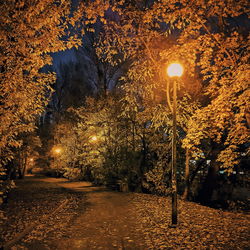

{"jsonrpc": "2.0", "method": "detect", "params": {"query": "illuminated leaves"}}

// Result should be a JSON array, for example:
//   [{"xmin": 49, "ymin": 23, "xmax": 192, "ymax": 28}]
[
  {"xmin": 0, "ymin": 0, "xmax": 70, "ymax": 167},
  {"xmin": 101, "ymin": 0, "xmax": 248, "ymax": 172},
  {"xmin": 0, "ymin": 0, "xmax": 110, "ymax": 168}
]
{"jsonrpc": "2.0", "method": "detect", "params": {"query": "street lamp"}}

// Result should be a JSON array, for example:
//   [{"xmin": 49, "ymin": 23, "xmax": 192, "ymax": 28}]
[
  {"xmin": 52, "ymin": 146, "xmax": 62, "ymax": 176},
  {"xmin": 167, "ymin": 62, "xmax": 183, "ymax": 227},
  {"xmin": 167, "ymin": 63, "xmax": 183, "ymax": 77},
  {"xmin": 54, "ymin": 147, "xmax": 62, "ymax": 154},
  {"xmin": 90, "ymin": 135, "xmax": 98, "ymax": 142}
]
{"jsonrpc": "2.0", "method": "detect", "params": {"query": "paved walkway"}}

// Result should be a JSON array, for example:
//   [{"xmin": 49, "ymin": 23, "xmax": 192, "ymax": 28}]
[
  {"xmin": 44, "ymin": 178, "xmax": 146, "ymax": 249},
  {"xmin": 3, "ymin": 177, "xmax": 147, "ymax": 249},
  {"xmin": 3, "ymin": 176, "xmax": 250, "ymax": 249}
]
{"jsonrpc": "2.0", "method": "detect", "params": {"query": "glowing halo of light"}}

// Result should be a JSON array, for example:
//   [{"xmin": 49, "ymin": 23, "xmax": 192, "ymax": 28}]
[
  {"xmin": 167, "ymin": 63, "xmax": 184, "ymax": 77},
  {"xmin": 54, "ymin": 148, "xmax": 62, "ymax": 154},
  {"xmin": 90, "ymin": 135, "xmax": 98, "ymax": 142},
  {"xmin": 52, "ymin": 146, "xmax": 62, "ymax": 155}
]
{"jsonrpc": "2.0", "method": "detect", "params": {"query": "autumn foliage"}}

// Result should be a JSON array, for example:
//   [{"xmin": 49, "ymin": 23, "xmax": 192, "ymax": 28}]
[{"xmin": 1, "ymin": 0, "xmax": 249, "ymax": 215}]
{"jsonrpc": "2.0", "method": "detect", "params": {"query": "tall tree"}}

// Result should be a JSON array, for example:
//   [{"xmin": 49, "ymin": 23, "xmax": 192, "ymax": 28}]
[
  {"xmin": 96, "ymin": 0, "xmax": 249, "ymax": 201},
  {"xmin": 0, "ymin": 0, "xmax": 112, "ymax": 223}
]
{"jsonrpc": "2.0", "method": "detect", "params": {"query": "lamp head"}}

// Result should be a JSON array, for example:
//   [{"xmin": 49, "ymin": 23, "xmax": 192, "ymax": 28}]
[
  {"xmin": 54, "ymin": 148, "xmax": 62, "ymax": 154},
  {"xmin": 53, "ymin": 146, "xmax": 62, "ymax": 154},
  {"xmin": 167, "ymin": 63, "xmax": 183, "ymax": 77},
  {"xmin": 90, "ymin": 136, "xmax": 97, "ymax": 142}
]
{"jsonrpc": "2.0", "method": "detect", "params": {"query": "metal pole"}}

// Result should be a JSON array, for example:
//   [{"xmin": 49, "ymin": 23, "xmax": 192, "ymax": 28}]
[{"xmin": 171, "ymin": 79, "xmax": 177, "ymax": 226}]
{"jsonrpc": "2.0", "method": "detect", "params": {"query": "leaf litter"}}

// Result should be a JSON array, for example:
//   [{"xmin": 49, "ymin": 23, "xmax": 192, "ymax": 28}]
[
  {"xmin": 1, "ymin": 177, "xmax": 249, "ymax": 249},
  {"xmin": 132, "ymin": 193, "xmax": 250, "ymax": 249}
]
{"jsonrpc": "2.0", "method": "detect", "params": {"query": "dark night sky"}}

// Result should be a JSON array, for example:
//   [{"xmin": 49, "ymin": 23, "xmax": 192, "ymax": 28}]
[{"xmin": 52, "ymin": 48, "xmax": 77, "ymax": 75}]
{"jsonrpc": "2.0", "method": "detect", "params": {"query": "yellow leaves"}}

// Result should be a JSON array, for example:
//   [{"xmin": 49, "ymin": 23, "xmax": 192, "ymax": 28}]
[
  {"xmin": 0, "ymin": 0, "xmax": 83, "ymax": 166},
  {"xmin": 86, "ymin": 27, "xmax": 95, "ymax": 33},
  {"xmin": 7, "ymin": 139, "xmax": 22, "ymax": 148},
  {"xmin": 217, "ymin": 146, "xmax": 240, "ymax": 171}
]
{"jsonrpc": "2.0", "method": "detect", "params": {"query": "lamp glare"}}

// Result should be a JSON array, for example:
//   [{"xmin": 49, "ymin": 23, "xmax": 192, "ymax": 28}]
[{"xmin": 167, "ymin": 63, "xmax": 183, "ymax": 77}]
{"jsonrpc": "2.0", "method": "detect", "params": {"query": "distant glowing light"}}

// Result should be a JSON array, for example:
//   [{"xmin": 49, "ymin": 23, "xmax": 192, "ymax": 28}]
[
  {"xmin": 55, "ymin": 148, "xmax": 61, "ymax": 153},
  {"xmin": 90, "ymin": 136, "xmax": 98, "ymax": 142},
  {"xmin": 53, "ymin": 146, "xmax": 62, "ymax": 154},
  {"xmin": 167, "ymin": 63, "xmax": 183, "ymax": 77}
]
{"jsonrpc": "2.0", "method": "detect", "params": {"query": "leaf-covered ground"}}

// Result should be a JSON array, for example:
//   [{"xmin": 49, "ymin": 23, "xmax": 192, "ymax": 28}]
[
  {"xmin": 132, "ymin": 193, "xmax": 250, "ymax": 249},
  {"xmin": 0, "ymin": 176, "xmax": 85, "ymax": 249},
  {"xmin": 1, "ymin": 176, "xmax": 249, "ymax": 249}
]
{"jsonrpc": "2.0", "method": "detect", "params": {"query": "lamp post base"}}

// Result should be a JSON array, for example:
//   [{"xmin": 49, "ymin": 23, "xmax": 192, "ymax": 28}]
[{"xmin": 169, "ymin": 223, "xmax": 178, "ymax": 228}]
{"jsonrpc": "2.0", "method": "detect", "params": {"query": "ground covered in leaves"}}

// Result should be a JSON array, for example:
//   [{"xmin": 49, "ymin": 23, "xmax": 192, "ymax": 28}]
[
  {"xmin": 1, "ymin": 176, "xmax": 249, "ymax": 249},
  {"xmin": 0, "ymin": 176, "xmax": 85, "ymax": 249},
  {"xmin": 133, "ymin": 193, "xmax": 250, "ymax": 249}
]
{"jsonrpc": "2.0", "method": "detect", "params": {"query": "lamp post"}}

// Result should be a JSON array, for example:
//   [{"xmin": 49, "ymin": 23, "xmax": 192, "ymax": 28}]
[
  {"xmin": 167, "ymin": 63, "xmax": 183, "ymax": 226},
  {"xmin": 52, "ymin": 146, "xmax": 62, "ymax": 176}
]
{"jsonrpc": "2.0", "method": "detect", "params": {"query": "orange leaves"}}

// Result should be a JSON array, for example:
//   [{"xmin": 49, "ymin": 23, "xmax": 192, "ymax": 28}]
[
  {"xmin": 0, "ymin": 0, "xmax": 90, "ymax": 166},
  {"xmin": 134, "ymin": 192, "xmax": 250, "ymax": 249}
]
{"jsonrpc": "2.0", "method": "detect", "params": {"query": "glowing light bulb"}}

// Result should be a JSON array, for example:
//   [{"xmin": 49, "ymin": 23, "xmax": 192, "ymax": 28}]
[
  {"xmin": 167, "ymin": 63, "xmax": 183, "ymax": 77},
  {"xmin": 54, "ymin": 148, "xmax": 61, "ymax": 154},
  {"xmin": 91, "ymin": 136, "xmax": 97, "ymax": 142}
]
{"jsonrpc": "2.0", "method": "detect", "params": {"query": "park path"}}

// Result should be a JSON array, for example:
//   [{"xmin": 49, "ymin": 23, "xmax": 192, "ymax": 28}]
[
  {"xmin": 2, "ymin": 176, "xmax": 250, "ymax": 249},
  {"xmin": 2, "ymin": 176, "xmax": 147, "ymax": 249},
  {"xmin": 46, "ymin": 178, "xmax": 146, "ymax": 249}
]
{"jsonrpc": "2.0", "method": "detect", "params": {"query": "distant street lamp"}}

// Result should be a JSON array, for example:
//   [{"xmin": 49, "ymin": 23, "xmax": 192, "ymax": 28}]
[
  {"xmin": 53, "ymin": 147, "xmax": 62, "ymax": 154},
  {"xmin": 167, "ymin": 62, "xmax": 183, "ymax": 226},
  {"xmin": 90, "ymin": 135, "xmax": 98, "ymax": 142},
  {"xmin": 54, "ymin": 147, "xmax": 62, "ymax": 154},
  {"xmin": 52, "ymin": 146, "xmax": 62, "ymax": 176}
]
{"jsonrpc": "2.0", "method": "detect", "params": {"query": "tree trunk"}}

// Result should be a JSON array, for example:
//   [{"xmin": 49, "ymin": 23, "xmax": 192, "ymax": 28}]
[
  {"xmin": 17, "ymin": 151, "xmax": 24, "ymax": 179},
  {"xmin": 137, "ymin": 133, "xmax": 147, "ymax": 192},
  {"xmin": 198, "ymin": 150, "xmax": 220, "ymax": 204},
  {"xmin": 22, "ymin": 158, "xmax": 27, "ymax": 178},
  {"xmin": 182, "ymin": 148, "xmax": 190, "ymax": 200}
]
